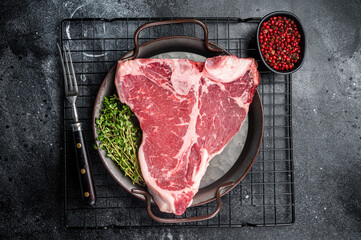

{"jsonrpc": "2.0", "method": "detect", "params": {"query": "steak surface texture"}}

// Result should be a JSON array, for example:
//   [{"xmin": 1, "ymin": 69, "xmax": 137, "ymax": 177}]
[{"xmin": 115, "ymin": 55, "xmax": 260, "ymax": 215}]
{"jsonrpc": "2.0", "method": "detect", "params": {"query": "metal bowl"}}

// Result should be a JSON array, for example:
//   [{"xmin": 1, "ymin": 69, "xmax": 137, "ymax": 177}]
[
  {"xmin": 92, "ymin": 19, "xmax": 264, "ymax": 223},
  {"xmin": 256, "ymin": 11, "xmax": 306, "ymax": 74}
]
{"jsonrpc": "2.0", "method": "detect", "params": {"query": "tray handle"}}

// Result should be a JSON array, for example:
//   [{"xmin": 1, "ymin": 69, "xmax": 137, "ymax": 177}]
[
  {"xmin": 131, "ymin": 181, "xmax": 234, "ymax": 223},
  {"xmin": 123, "ymin": 18, "xmax": 223, "ymax": 60}
]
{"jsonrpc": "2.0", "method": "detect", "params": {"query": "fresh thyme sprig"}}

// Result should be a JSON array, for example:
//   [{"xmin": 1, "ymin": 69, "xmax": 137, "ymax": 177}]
[{"xmin": 95, "ymin": 94, "xmax": 145, "ymax": 186}]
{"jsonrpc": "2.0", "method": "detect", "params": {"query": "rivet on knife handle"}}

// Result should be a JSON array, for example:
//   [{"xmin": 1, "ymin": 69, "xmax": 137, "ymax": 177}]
[{"xmin": 72, "ymin": 122, "xmax": 96, "ymax": 205}]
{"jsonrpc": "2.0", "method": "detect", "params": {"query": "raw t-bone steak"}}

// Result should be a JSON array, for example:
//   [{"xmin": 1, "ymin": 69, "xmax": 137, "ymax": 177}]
[{"xmin": 115, "ymin": 55, "xmax": 260, "ymax": 215}]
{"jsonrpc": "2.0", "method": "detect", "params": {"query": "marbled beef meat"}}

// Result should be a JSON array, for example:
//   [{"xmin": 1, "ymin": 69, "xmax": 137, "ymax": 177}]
[{"xmin": 115, "ymin": 55, "xmax": 260, "ymax": 215}]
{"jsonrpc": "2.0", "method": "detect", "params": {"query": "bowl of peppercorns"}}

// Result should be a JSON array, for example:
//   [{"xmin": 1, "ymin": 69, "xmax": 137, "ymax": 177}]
[{"xmin": 257, "ymin": 11, "xmax": 305, "ymax": 74}]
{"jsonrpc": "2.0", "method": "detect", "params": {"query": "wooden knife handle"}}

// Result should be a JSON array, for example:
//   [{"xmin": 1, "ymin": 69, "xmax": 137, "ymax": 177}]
[{"xmin": 72, "ymin": 123, "xmax": 96, "ymax": 205}]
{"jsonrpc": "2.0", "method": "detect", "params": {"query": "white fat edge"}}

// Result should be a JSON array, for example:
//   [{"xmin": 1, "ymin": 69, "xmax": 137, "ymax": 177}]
[
  {"xmin": 203, "ymin": 57, "xmax": 252, "ymax": 83},
  {"xmin": 159, "ymin": 149, "xmax": 210, "ymax": 211},
  {"xmin": 116, "ymin": 79, "xmax": 134, "ymax": 108},
  {"xmin": 118, "ymin": 59, "xmax": 141, "ymax": 76},
  {"xmin": 116, "ymin": 60, "xmax": 141, "ymax": 105},
  {"xmin": 140, "ymin": 146, "xmax": 198, "ymax": 214},
  {"xmin": 138, "ymin": 140, "xmax": 176, "ymax": 214},
  {"xmin": 251, "ymin": 61, "xmax": 261, "ymax": 86},
  {"xmin": 117, "ymin": 59, "xmax": 161, "ymax": 105},
  {"xmin": 138, "ymin": 134, "xmax": 192, "ymax": 213}
]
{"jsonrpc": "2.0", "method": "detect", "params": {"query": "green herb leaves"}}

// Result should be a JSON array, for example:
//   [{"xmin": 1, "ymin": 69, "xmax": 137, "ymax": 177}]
[{"xmin": 95, "ymin": 95, "xmax": 145, "ymax": 186}]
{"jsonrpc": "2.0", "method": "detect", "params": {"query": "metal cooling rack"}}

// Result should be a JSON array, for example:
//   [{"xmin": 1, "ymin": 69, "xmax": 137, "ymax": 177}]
[{"xmin": 61, "ymin": 17, "xmax": 295, "ymax": 229}]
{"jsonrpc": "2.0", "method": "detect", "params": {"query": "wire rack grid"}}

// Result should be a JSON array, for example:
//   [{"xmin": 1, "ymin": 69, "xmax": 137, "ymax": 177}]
[{"xmin": 61, "ymin": 17, "xmax": 295, "ymax": 229}]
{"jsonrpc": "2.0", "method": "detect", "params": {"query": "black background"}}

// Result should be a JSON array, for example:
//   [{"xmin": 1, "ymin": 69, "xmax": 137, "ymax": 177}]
[{"xmin": 0, "ymin": 0, "xmax": 360, "ymax": 239}]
